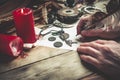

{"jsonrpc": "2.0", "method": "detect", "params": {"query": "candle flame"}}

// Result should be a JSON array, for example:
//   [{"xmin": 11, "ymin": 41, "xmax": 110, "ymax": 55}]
[{"xmin": 21, "ymin": 9, "xmax": 24, "ymax": 13}]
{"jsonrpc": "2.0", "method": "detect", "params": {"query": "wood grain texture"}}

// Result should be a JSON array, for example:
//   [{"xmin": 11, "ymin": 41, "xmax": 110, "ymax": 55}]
[
  {"xmin": 0, "ymin": 46, "xmax": 70, "ymax": 74},
  {"xmin": 80, "ymin": 73, "xmax": 107, "ymax": 80},
  {"xmin": 0, "ymin": 51, "xmax": 92, "ymax": 80}
]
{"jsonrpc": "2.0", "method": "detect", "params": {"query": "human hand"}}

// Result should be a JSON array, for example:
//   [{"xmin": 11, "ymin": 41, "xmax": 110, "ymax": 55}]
[
  {"xmin": 80, "ymin": 26, "xmax": 120, "ymax": 39},
  {"xmin": 77, "ymin": 40, "xmax": 120, "ymax": 79},
  {"xmin": 77, "ymin": 14, "xmax": 92, "ymax": 35},
  {"xmin": 77, "ymin": 12, "xmax": 120, "ymax": 39}
]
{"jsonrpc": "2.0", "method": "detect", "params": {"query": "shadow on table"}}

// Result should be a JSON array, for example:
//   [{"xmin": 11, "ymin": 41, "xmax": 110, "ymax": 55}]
[{"xmin": 0, "ymin": 53, "xmax": 17, "ymax": 63}]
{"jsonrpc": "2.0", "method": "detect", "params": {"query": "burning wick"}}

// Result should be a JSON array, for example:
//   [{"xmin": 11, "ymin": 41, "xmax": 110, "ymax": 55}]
[{"xmin": 21, "ymin": 9, "xmax": 24, "ymax": 14}]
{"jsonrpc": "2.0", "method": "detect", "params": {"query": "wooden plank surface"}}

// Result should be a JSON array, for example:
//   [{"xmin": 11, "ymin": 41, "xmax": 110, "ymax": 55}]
[
  {"xmin": 0, "ymin": 50, "xmax": 92, "ymax": 80},
  {"xmin": 0, "ymin": 1, "xmax": 110, "ymax": 80},
  {"xmin": 0, "ymin": 46, "xmax": 70, "ymax": 74},
  {"xmin": 80, "ymin": 73, "xmax": 107, "ymax": 80}
]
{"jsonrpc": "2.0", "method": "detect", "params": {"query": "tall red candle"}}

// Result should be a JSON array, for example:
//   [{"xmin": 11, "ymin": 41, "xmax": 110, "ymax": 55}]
[
  {"xmin": 13, "ymin": 8, "xmax": 36, "ymax": 43},
  {"xmin": 0, "ymin": 34, "xmax": 23, "ymax": 57}
]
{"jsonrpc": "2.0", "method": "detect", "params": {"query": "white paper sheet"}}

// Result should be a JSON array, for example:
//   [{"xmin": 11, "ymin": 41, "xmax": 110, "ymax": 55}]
[{"xmin": 34, "ymin": 23, "xmax": 81, "ymax": 51}]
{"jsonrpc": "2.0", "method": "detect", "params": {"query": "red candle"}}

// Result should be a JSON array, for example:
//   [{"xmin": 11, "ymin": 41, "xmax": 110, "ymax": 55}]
[
  {"xmin": 13, "ymin": 8, "xmax": 36, "ymax": 43},
  {"xmin": 0, "ymin": 34, "xmax": 23, "ymax": 57}
]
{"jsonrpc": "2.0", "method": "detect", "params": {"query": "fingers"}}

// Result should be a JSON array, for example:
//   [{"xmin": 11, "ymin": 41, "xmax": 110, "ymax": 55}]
[
  {"xmin": 77, "ymin": 19, "xmax": 87, "ymax": 35},
  {"xmin": 94, "ymin": 40, "xmax": 117, "ymax": 45},
  {"xmin": 80, "ymin": 27, "xmax": 120, "ymax": 39},
  {"xmin": 94, "ymin": 40, "xmax": 109, "ymax": 44},
  {"xmin": 77, "ymin": 15, "xmax": 91, "ymax": 35},
  {"xmin": 78, "ymin": 42, "xmax": 102, "ymax": 69},
  {"xmin": 80, "ymin": 55, "xmax": 100, "ymax": 67},
  {"xmin": 77, "ymin": 42, "xmax": 102, "ymax": 57},
  {"xmin": 81, "ymin": 28, "xmax": 104, "ymax": 37},
  {"xmin": 80, "ymin": 41, "xmax": 103, "ymax": 50}
]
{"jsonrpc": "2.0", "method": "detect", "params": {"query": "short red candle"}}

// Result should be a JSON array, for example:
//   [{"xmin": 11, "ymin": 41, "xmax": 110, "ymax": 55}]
[
  {"xmin": 13, "ymin": 8, "xmax": 36, "ymax": 43},
  {"xmin": 0, "ymin": 34, "xmax": 23, "ymax": 57}
]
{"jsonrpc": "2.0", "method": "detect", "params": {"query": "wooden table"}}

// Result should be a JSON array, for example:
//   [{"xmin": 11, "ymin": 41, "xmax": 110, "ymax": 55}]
[
  {"xmin": 0, "ymin": 1, "xmax": 110, "ymax": 80},
  {"xmin": 0, "ymin": 45, "xmax": 108, "ymax": 80}
]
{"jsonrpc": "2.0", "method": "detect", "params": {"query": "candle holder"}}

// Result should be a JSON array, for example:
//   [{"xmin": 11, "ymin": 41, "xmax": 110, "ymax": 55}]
[
  {"xmin": 13, "ymin": 8, "xmax": 37, "ymax": 43},
  {"xmin": 0, "ymin": 34, "xmax": 23, "ymax": 57}
]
